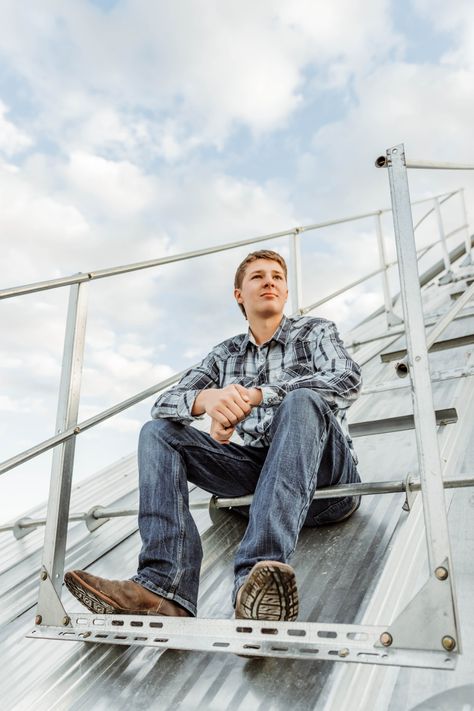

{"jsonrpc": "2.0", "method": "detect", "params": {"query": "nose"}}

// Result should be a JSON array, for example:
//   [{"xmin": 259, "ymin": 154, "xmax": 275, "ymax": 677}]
[{"xmin": 263, "ymin": 274, "xmax": 276, "ymax": 287}]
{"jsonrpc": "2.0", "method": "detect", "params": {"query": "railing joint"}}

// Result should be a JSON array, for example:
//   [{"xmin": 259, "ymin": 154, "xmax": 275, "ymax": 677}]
[
  {"xmin": 13, "ymin": 517, "xmax": 38, "ymax": 540},
  {"xmin": 402, "ymin": 473, "xmax": 417, "ymax": 512},
  {"xmin": 85, "ymin": 506, "xmax": 110, "ymax": 532}
]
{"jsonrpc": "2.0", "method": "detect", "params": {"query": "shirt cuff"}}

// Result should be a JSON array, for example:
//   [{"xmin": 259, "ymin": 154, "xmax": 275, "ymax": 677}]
[
  {"xmin": 178, "ymin": 389, "xmax": 204, "ymax": 421},
  {"xmin": 259, "ymin": 385, "xmax": 284, "ymax": 407}
]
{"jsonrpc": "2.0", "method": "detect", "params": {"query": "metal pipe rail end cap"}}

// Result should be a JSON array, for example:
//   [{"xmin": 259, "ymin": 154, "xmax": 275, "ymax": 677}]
[
  {"xmin": 395, "ymin": 358, "xmax": 409, "ymax": 378},
  {"xmin": 375, "ymin": 155, "xmax": 388, "ymax": 168}
]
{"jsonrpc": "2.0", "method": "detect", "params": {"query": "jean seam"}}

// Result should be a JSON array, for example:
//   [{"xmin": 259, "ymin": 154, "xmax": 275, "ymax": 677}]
[
  {"xmin": 168, "ymin": 453, "xmax": 185, "ymax": 594},
  {"xmin": 132, "ymin": 575, "xmax": 197, "ymax": 616},
  {"xmin": 290, "ymin": 418, "xmax": 328, "ymax": 556}
]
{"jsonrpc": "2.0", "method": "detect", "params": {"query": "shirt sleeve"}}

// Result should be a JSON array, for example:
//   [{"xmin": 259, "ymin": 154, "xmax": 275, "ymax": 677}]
[
  {"xmin": 258, "ymin": 321, "xmax": 361, "ymax": 410},
  {"xmin": 151, "ymin": 350, "xmax": 220, "ymax": 423}
]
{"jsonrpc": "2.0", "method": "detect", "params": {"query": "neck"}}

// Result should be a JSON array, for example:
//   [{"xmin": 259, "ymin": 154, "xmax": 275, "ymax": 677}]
[{"xmin": 248, "ymin": 313, "xmax": 284, "ymax": 345}]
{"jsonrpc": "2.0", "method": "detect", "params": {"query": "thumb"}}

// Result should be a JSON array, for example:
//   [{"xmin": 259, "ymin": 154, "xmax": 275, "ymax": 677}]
[{"xmin": 234, "ymin": 383, "xmax": 250, "ymax": 401}]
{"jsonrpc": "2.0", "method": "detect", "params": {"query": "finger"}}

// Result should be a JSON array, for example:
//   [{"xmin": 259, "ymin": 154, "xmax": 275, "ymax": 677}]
[
  {"xmin": 215, "ymin": 403, "xmax": 244, "ymax": 425},
  {"xmin": 210, "ymin": 409, "xmax": 233, "ymax": 428},
  {"xmin": 223, "ymin": 401, "xmax": 247, "ymax": 422},
  {"xmin": 230, "ymin": 386, "xmax": 252, "ymax": 413},
  {"xmin": 211, "ymin": 426, "xmax": 234, "ymax": 444},
  {"xmin": 210, "ymin": 417, "xmax": 232, "ymax": 435},
  {"xmin": 233, "ymin": 384, "xmax": 251, "ymax": 402}
]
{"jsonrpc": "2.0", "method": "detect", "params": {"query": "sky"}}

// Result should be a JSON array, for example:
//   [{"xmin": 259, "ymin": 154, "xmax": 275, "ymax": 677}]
[{"xmin": 1, "ymin": 0, "xmax": 474, "ymax": 524}]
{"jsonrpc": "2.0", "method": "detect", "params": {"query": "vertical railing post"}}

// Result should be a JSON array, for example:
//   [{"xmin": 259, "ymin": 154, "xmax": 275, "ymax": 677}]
[
  {"xmin": 36, "ymin": 279, "xmax": 88, "ymax": 626},
  {"xmin": 434, "ymin": 197, "xmax": 454, "ymax": 283},
  {"xmin": 374, "ymin": 212, "xmax": 402, "ymax": 328},
  {"xmin": 289, "ymin": 228, "xmax": 303, "ymax": 314},
  {"xmin": 460, "ymin": 188, "xmax": 472, "ymax": 265},
  {"xmin": 385, "ymin": 144, "xmax": 460, "ymax": 645}
]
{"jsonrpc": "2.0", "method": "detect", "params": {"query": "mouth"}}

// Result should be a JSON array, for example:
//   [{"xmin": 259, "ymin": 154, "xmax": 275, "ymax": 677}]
[{"xmin": 261, "ymin": 292, "xmax": 277, "ymax": 298}]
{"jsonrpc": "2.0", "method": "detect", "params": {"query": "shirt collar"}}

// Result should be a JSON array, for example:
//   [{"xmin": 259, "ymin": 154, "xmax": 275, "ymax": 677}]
[{"xmin": 239, "ymin": 315, "xmax": 291, "ymax": 353}]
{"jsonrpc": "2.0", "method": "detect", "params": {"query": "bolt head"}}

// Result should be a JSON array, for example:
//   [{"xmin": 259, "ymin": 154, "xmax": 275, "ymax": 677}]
[
  {"xmin": 338, "ymin": 648, "xmax": 349, "ymax": 658},
  {"xmin": 35, "ymin": 615, "xmax": 42, "ymax": 625},
  {"xmin": 63, "ymin": 615, "xmax": 71, "ymax": 626},
  {"xmin": 380, "ymin": 632, "xmax": 393, "ymax": 647},
  {"xmin": 435, "ymin": 566, "xmax": 448, "ymax": 581},
  {"xmin": 442, "ymin": 636, "xmax": 456, "ymax": 652},
  {"xmin": 40, "ymin": 571, "xmax": 47, "ymax": 581}
]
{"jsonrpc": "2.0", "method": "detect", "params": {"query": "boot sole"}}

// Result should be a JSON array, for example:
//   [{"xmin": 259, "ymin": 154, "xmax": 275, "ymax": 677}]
[
  {"xmin": 235, "ymin": 561, "xmax": 298, "ymax": 622},
  {"xmin": 64, "ymin": 571, "xmax": 120, "ymax": 614}
]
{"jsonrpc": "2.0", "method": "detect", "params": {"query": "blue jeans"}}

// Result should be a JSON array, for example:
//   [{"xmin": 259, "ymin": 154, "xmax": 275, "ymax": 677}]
[{"xmin": 132, "ymin": 389, "xmax": 360, "ymax": 616}]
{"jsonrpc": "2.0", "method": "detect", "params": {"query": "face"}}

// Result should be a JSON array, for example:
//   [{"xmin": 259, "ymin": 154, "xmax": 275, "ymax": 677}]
[{"xmin": 234, "ymin": 259, "xmax": 288, "ymax": 319}]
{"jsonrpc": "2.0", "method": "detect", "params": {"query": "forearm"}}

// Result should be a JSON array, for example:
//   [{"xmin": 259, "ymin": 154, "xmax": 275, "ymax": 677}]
[
  {"xmin": 191, "ymin": 389, "xmax": 210, "ymax": 416},
  {"xmin": 259, "ymin": 369, "xmax": 361, "ymax": 409},
  {"xmin": 152, "ymin": 387, "xmax": 202, "ymax": 422}
]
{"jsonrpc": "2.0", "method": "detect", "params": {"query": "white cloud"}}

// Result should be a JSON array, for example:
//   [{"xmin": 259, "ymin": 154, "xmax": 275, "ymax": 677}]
[
  {"xmin": 0, "ymin": 157, "xmax": 92, "ymax": 282},
  {"xmin": 0, "ymin": 101, "xmax": 33, "ymax": 156},
  {"xmin": 2, "ymin": 0, "xmax": 474, "ymax": 522},
  {"xmin": 303, "ymin": 60, "xmax": 474, "ymax": 229},
  {"xmin": 415, "ymin": 0, "xmax": 474, "ymax": 68},
  {"xmin": 0, "ymin": 1, "xmax": 399, "ymax": 149},
  {"xmin": 65, "ymin": 152, "xmax": 156, "ymax": 216}
]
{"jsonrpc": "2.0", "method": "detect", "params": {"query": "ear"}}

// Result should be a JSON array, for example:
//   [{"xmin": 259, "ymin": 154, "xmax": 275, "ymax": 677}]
[{"xmin": 234, "ymin": 288, "xmax": 243, "ymax": 304}]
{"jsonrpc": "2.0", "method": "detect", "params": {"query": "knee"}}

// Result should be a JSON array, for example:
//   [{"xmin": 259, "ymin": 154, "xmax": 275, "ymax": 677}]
[
  {"xmin": 139, "ymin": 418, "xmax": 181, "ymax": 447},
  {"xmin": 282, "ymin": 388, "xmax": 328, "ymax": 415}
]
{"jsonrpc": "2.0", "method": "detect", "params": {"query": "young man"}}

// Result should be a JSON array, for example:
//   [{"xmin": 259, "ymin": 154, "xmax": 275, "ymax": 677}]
[{"xmin": 65, "ymin": 250, "xmax": 362, "ymax": 621}]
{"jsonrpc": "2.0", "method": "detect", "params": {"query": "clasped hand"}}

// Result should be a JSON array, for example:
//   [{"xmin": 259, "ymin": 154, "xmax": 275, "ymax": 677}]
[{"xmin": 193, "ymin": 384, "xmax": 261, "ymax": 445}]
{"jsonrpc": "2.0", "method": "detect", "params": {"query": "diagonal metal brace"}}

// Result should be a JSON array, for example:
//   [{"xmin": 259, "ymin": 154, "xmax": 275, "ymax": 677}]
[
  {"xmin": 376, "ymin": 561, "xmax": 459, "ymax": 654},
  {"xmin": 36, "ymin": 567, "xmax": 71, "ymax": 628}
]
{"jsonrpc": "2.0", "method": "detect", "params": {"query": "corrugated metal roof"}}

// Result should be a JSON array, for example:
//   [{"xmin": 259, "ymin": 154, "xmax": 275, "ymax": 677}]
[{"xmin": 1, "ymin": 253, "xmax": 474, "ymax": 711}]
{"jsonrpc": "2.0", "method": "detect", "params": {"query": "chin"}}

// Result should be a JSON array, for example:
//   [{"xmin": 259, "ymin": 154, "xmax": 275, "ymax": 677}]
[{"xmin": 256, "ymin": 306, "xmax": 284, "ymax": 318}]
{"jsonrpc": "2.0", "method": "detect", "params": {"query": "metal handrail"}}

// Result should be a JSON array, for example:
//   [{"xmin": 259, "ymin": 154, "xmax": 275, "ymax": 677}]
[
  {"xmin": 300, "ymin": 224, "xmax": 464, "ymax": 317},
  {"xmin": 0, "ymin": 215, "xmax": 470, "ymax": 479},
  {"xmin": 0, "ymin": 226, "xmax": 467, "ymax": 479},
  {"xmin": 376, "ymin": 156, "xmax": 474, "ymax": 171},
  {"xmin": 0, "ymin": 184, "xmax": 470, "ymax": 546},
  {"xmin": 2, "ymin": 472, "xmax": 473, "ymax": 536},
  {"xmin": 413, "ymin": 191, "xmax": 457, "ymax": 231},
  {"xmin": 395, "ymin": 280, "xmax": 474, "ymax": 376},
  {"xmin": 0, "ymin": 370, "xmax": 188, "ymax": 476},
  {"xmin": 348, "ymin": 307, "xmax": 474, "ymax": 350},
  {"xmin": 0, "ymin": 190, "xmax": 456, "ymax": 301}
]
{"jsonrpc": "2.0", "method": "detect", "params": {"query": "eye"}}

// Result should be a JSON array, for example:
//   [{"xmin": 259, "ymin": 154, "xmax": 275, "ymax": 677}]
[{"xmin": 274, "ymin": 274, "xmax": 282, "ymax": 279}]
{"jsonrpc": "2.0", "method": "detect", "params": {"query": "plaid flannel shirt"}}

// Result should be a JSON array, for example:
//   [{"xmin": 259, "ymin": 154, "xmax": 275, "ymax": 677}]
[{"xmin": 151, "ymin": 315, "xmax": 361, "ymax": 452}]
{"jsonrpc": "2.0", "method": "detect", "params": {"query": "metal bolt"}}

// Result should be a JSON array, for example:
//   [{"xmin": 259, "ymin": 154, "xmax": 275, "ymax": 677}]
[
  {"xmin": 338, "ymin": 648, "xmax": 349, "ymax": 658},
  {"xmin": 35, "ymin": 615, "xmax": 42, "ymax": 625},
  {"xmin": 380, "ymin": 632, "xmax": 393, "ymax": 647},
  {"xmin": 63, "ymin": 616, "xmax": 71, "ymax": 626},
  {"xmin": 81, "ymin": 631, "xmax": 91, "ymax": 639},
  {"xmin": 435, "ymin": 566, "xmax": 448, "ymax": 581},
  {"xmin": 40, "ymin": 571, "xmax": 47, "ymax": 581},
  {"xmin": 74, "ymin": 426, "xmax": 80, "ymax": 434},
  {"xmin": 415, "ymin": 356, "xmax": 421, "ymax": 362},
  {"xmin": 442, "ymin": 636, "xmax": 456, "ymax": 652}
]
